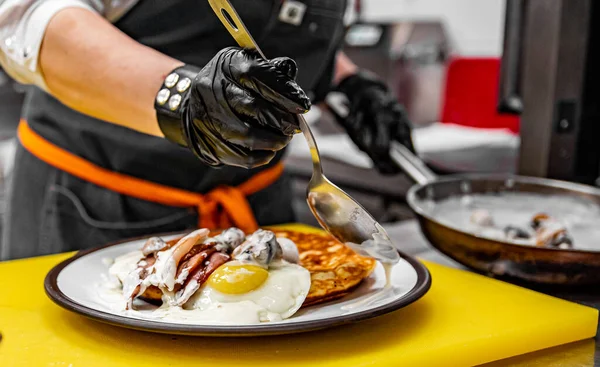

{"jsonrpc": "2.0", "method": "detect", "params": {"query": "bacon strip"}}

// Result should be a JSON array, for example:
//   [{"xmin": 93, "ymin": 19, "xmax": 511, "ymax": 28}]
[
  {"xmin": 174, "ymin": 252, "xmax": 230, "ymax": 306},
  {"xmin": 124, "ymin": 255, "xmax": 157, "ymax": 309},
  {"xmin": 174, "ymin": 247, "xmax": 217, "ymax": 289},
  {"xmin": 126, "ymin": 229, "xmax": 234, "ymax": 308}
]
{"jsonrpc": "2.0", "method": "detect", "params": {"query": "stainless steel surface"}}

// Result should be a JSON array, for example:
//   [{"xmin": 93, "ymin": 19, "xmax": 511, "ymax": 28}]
[
  {"xmin": 516, "ymin": 0, "xmax": 591, "ymax": 181},
  {"xmin": 208, "ymin": 0, "xmax": 399, "ymax": 263}
]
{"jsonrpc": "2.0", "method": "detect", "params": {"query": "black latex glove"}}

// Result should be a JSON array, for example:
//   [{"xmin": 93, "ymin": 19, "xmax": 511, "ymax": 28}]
[
  {"xmin": 155, "ymin": 47, "xmax": 311, "ymax": 168},
  {"xmin": 334, "ymin": 71, "xmax": 415, "ymax": 174}
]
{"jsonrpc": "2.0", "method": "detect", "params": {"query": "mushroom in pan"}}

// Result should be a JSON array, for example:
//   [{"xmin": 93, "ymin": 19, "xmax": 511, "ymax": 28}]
[
  {"xmin": 503, "ymin": 225, "xmax": 532, "ymax": 240},
  {"xmin": 531, "ymin": 213, "xmax": 573, "ymax": 249},
  {"xmin": 470, "ymin": 209, "xmax": 494, "ymax": 227}
]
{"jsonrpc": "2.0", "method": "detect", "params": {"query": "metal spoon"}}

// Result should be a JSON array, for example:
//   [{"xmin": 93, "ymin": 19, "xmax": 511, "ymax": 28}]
[{"xmin": 208, "ymin": 0, "xmax": 399, "ymax": 264}]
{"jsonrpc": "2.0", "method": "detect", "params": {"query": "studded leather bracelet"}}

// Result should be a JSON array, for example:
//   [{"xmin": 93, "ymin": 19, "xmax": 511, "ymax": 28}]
[{"xmin": 154, "ymin": 65, "xmax": 201, "ymax": 147}]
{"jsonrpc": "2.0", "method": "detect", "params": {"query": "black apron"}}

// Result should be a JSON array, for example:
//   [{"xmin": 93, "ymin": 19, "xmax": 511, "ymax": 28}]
[{"xmin": 1, "ymin": 0, "xmax": 347, "ymax": 260}]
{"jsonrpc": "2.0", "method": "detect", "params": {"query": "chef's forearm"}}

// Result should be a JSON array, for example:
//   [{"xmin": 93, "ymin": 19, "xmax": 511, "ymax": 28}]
[{"xmin": 40, "ymin": 7, "xmax": 183, "ymax": 137}]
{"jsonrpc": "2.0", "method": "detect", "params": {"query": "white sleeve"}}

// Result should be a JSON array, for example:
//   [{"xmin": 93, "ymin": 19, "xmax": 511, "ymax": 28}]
[{"xmin": 0, "ymin": 0, "xmax": 105, "ymax": 91}]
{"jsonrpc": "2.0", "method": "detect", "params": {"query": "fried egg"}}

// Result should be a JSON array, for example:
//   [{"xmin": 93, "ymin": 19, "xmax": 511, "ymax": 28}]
[{"xmin": 185, "ymin": 260, "xmax": 311, "ymax": 322}]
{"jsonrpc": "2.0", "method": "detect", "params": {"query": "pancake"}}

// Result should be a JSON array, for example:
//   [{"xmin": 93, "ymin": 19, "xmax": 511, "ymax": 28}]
[{"xmin": 270, "ymin": 229, "xmax": 377, "ymax": 307}]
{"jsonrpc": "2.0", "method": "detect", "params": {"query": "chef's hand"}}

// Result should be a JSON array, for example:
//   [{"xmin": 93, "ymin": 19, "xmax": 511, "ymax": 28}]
[
  {"xmin": 155, "ymin": 47, "xmax": 310, "ymax": 168},
  {"xmin": 334, "ymin": 71, "xmax": 415, "ymax": 175}
]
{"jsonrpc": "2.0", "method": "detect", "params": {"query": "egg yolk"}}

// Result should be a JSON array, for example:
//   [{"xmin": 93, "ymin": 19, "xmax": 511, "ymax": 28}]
[{"xmin": 207, "ymin": 264, "xmax": 269, "ymax": 294}]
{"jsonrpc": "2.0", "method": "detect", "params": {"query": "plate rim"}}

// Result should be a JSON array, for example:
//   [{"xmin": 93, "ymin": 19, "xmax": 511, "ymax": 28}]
[{"xmin": 44, "ymin": 231, "xmax": 432, "ymax": 336}]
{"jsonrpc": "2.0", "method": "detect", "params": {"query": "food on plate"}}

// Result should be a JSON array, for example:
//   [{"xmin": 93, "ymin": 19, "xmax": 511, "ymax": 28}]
[
  {"xmin": 107, "ymin": 227, "xmax": 376, "ymax": 323},
  {"xmin": 468, "ymin": 210, "xmax": 574, "ymax": 249},
  {"xmin": 273, "ymin": 229, "xmax": 378, "ymax": 307}
]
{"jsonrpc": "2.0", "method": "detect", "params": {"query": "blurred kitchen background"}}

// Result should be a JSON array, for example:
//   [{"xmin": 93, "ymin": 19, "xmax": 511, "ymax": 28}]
[
  {"xmin": 1, "ymin": 0, "xmax": 594, "ymax": 239},
  {"xmin": 289, "ymin": 0, "xmax": 518, "ymax": 226}
]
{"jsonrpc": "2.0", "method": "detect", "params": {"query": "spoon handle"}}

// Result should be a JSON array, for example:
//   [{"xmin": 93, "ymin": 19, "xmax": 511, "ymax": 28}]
[
  {"xmin": 207, "ymin": 0, "xmax": 265, "ymax": 57},
  {"xmin": 207, "ymin": 0, "xmax": 324, "ymax": 175}
]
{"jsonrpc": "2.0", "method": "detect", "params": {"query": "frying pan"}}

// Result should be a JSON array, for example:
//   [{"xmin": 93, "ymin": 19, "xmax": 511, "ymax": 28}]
[{"xmin": 389, "ymin": 141, "xmax": 600, "ymax": 285}]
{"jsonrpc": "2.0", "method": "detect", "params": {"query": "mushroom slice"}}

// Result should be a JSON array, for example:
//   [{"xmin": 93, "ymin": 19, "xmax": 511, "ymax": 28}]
[{"xmin": 232, "ymin": 229, "xmax": 282, "ymax": 266}]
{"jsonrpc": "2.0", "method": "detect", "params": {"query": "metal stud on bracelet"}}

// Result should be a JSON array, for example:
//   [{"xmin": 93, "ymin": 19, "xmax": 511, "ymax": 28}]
[
  {"xmin": 165, "ymin": 73, "xmax": 179, "ymax": 88},
  {"xmin": 176, "ymin": 78, "xmax": 192, "ymax": 93},
  {"xmin": 154, "ymin": 64, "xmax": 202, "ymax": 147},
  {"xmin": 156, "ymin": 89, "xmax": 170, "ymax": 105},
  {"xmin": 168, "ymin": 94, "xmax": 182, "ymax": 110}
]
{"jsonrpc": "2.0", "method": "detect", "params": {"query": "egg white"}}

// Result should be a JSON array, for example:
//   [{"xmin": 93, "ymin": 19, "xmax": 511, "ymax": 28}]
[{"xmin": 185, "ymin": 260, "xmax": 311, "ymax": 322}]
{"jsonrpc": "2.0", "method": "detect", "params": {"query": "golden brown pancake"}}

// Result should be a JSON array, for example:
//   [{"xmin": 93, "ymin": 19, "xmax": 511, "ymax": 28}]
[
  {"xmin": 269, "ymin": 229, "xmax": 377, "ymax": 307},
  {"xmin": 138, "ymin": 228, "xmax": 377, "ymax": 307}
]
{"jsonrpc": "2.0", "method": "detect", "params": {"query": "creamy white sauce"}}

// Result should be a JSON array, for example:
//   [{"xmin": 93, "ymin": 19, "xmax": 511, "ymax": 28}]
[
  {"xmin": 428, "ymin": 192, "xmax": 600, "ymax": 250},
  {"xmin": 101, "ymin": 243, "xmax": 311, "ymax": 325},
  {"xmin": 276, "ymin": 237, "xmax": 300, "ymax": 263},
  {"xmin": 341, "ymin": 263, "xmax": 394, "ymax": 311},
  {"xmin": 175, "ymin": 267, "xmax": 190, "ymax": 285},
  {"xmin": 175, "ymin": 279, "xmax": 199, "ymax": 306},
  {"xmin": 343, "ymin": 223, "xmax": 400, "ymax": 265},
  {"xmin": 144, "ymin": 246, "xmax": 178, "ymax": 291},
  {"xmin": 95, "ymin": 280, "xmax": 279, "ymax": 324},
  {"xmin": 109, "ymin": 250, "xmax": 143, "ymax": 281},
  {"xmin": 128, "ymin": 302, "xmax": 280, "ymax": 324}
]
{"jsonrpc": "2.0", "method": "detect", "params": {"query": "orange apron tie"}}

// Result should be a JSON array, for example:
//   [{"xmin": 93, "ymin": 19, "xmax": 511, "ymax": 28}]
[{"xmin": 17, "ymin": 120, "xmax": 284, "ymax": 233}]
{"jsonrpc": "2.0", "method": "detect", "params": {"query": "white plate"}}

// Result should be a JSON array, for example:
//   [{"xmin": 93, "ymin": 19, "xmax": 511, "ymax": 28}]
[{"xmin": 45, "ymin": 233, "xmax": 431, "ymax": 336}]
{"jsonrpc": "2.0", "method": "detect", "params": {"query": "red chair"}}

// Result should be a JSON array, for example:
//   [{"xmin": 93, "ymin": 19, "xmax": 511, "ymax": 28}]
[{"xmin": 439, "ymin": 57, "xmax": 520, "ymax": 134}]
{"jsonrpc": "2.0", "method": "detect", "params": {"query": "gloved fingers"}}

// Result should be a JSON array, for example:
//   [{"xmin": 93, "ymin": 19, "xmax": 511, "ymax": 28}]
[
  {"xmin": 373, "ymin": 158, "xmax": 400, "ymax": 175},
  {"xmin": 184, "ymin": 124, "xmax": 223, "ymax": 167},
  {"xmin": 247, "ymin": 61, "xmax": 310, "ymax": 114},
  {"xmin": 192, "ymin": 84, "xmax": 292, "ymax": 152},
  {"xmin": 340, "ymin": 99, "xmax": 367, "ymax": 140},
  {"xmin": 225, "ymin": 83, "xmax": 300, "ymax": 136},
  {"xmin": 215, "ymin": 142, "xmax": 277, "ymax": 168},
  {"xmin": 391, "ymin": 104, "xmax": 417, "ymax": 153},
  {"xmin": 371, "ymin": 109, "xmax": 393, "ymax": 159},
  {"xmin": 210, "ymin": 116, "xmax": 292, "ymax": 152},
  {"xmin": 353, "ymin": 92, "xmax": 403, "ymax": 174},
  {"xmin": 255, "ymin": 106, "xmax": 300, "ymax": 136},
  {"xmin": 347, "ymin": 114, "xmax": 373, "ymax": 156},
  {"xmin": 271, "ymin": 57, "xmax": 298, "ymax": 80},
  {"xmin": 223, "ymin": 124, "xmax": 292, "ymax": 152},
  {"xmin": 186, "ymin": 125, "xmax": 278, "ymax": 168},
  {"xmin": 396, "ymin": 129, "xmax": 416, "ymax": 154},
  {"xmin": 370, "ymin": 113, "xmax": 400, "ymax": 175},
  {"xmin": 226, "ymin": 49, "xmax": 311, "ymax": 114}
]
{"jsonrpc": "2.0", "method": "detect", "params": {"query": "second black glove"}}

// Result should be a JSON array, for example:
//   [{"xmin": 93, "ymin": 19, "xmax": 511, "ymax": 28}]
[{"xmin": 334, "ymin": 70, "xmax": 415, "ymax": 175}]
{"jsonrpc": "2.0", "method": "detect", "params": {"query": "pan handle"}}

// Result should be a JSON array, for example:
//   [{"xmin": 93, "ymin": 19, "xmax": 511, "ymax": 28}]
[{"xmin": 390, "ymin": 141, "xmax": 437, "ymax": 185}]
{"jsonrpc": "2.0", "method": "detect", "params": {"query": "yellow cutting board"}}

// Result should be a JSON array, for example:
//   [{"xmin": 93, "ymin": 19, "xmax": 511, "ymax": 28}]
[{"xmin": 0, "ymin": 224, "xmax": 597, "ymax": 367}]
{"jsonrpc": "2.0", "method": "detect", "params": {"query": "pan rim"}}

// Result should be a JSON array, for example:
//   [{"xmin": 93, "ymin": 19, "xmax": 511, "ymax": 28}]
[{"xmin": 406, "ymin": 173, "xmax": 600, "ymax": 256}]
